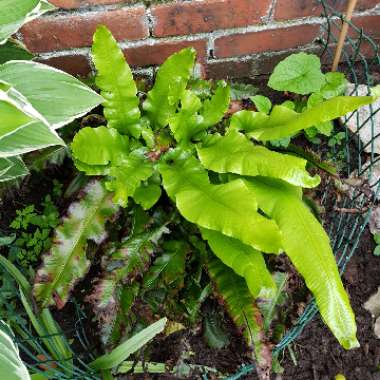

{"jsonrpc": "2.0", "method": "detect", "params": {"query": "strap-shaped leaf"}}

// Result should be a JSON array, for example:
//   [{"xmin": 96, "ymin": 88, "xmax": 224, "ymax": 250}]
[
  {"xmin": 169, "ymin": 82, "xmax": 230, "ymax": 143},
  {"xmin": 200, "ymin": 81, "xmax": 230, "ymax": 127},
  {"xmin": 197, "ymin": 129, "xmax": 320, "ymax": 188},
  {"xmin": 0, "ymin": 0, "xmax": 55, "ymax": 44},
  {"xmin": 71, "ymin": 126, "xmax": 129, "ymax": 166},
  {"xmin": 92, "ymin": 26, "xmax": 141, "ymax": 137},
  {"xmin": 207, "ymin": 258, "xmax": 271, "ymax": 372},
  {"xmin": 105, "ymin": 148, "xmax": 153, "ymax": 207},
  {"xmin": 245, "ymin": 177, "xmax": 358, "ymax": 349},
  {"xmin": 245, "ymin": 94, "xmax": 378, "ymax": 141},
  {"xmin": 201, "ymin": 229, "xmax": 276, "ymax": 299},
  {"xmin": 143, "ymin": 240, "xmax": 187, "ymax": 289},
  {"xmin": 0, "ymin": 61, "xmax": 103, "ymax": 128},
  {"xmin": 158, "ymin": 153, "xmax": 282, "ymax": 253},
  {"xmin": 34, "ymin": 181, "xmax": 118, "ymax": 308},
  {"xmin": 143, "ymin": 48, "xmax": 196, "ymax": 128}
]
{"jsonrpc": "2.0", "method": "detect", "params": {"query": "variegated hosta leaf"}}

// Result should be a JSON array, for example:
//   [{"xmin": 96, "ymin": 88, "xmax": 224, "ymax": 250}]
[
  {"xmin": 71, "ymin": 126, "xmax": 129, "ymax": 170},
  {"xmin": 143, "ymin": 48, "xmax": 196, "ymax": 128},
  {"xmin": 0, "ymin": 0, "xmax": 55, "ymax": 44},
  {"xmin": 208, "ymin": 258, "xmax": 272, "ymax": 374},
  {"xmin": 0, "ymin": 61, "xmax": 103, "ymax": 129},
  {"xmin": 201, "ymin": 228, "xmax": 276, "ymax": 299},
  {"xmin": 169, "ymin": 82, "xmax": 230, "ymax": 143},
  {"xmin": 0, "ymin": 81, "xmax": 64, "ymax": 157},
  {"xmin": 0, "ymin": 40, "xmax": 33, "ymax": 64},
  {"xmin": 236, "ymin": 92, "xmax": 379, "ymax": 141},
  {"xmin": 197, "ymin": 129, "xmax": 320, "ymax": 188},
  {"xmin": 159, "ymin": 152, "xmax": 282, "ymax": 253},
  {"xmin": 0, "ymin": 156, "xmax": 29, "ymax": 182},
  {"xmin": 105, "ymin": 148, "xmax": 154, "ymax": 207},
  {"xmin": 245, "ymin": 177, "xmax": 359, "ymax": 350},
  {"xmin": 34, "ymin": 181, "xmax": 118, "ymax": 308},
  {"xmin": 92, "ymin": 26, "xmax": 141, "ymax": 137}
]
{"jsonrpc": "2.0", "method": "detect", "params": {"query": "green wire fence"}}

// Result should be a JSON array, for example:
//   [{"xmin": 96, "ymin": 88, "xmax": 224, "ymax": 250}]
[{"xmin": 2, "ymin": 0, "xmax": 380, "ymax": 378}]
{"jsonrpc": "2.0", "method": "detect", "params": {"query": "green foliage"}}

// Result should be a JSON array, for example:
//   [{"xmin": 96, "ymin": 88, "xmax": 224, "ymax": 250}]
[
  {"xmin": 0, "ymin": 40, "xmax": 33, "ymax": 65},
  {"xmin": 208, "ymin": 257, "xmax": 270, "ymax": 371},
  {"xmin": 373, "ymin": 233, "xmax": 380, "ymax": 256},
  {"xmin": 34, "ymin": 180, "xmax": 118, "ymax": 308},
  {"xmin": 250, "ymin": 95, "xmax": 272, "ymax": 114},
  {"xmin": 245, "ymin": 178, "xmax": 358, "ymax": 349},
  {"xmin": 69, "ymin": 32, "xmax": 379, "ymax": 353},
  {"xmin": 0, "ymin": 321, "xmax": 31, "ymax": 380},
  {"xmin": 92, "ymin": 26, "xmax": 141, "ymax": 136},
  {"xmin": 201, "ymin": 229, "xmax": 276, "ymax": 299},
  {"xmin": 0, "ymin": 0, "xmax": 54, "ymax": 44},
  {"xmin": 268, "ymin": 53, "xmax": 326, "ymax": 95}
]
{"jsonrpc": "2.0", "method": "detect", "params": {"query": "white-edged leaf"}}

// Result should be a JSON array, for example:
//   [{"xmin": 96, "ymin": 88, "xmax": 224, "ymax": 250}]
[{"xmin": 0, "ymin": 61, "xmax": 103, "ymax": 128}]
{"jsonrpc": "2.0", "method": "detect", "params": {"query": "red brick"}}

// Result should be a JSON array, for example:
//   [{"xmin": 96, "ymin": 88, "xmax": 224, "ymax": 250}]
[
  {"xmin": 37, "ymin": 55, "xmax": 92, "ymax": 77},
  {"xmin": 49, "ymin": 0, "xmax": 128, "ymax": 8},
  {"xmin": 20, "ymin": 7, "xmax": 148, "ymax": 53},
  {"xmin": 274, "ymin": 0, "xmax": 379, "ymax": 21},
  {"xmin": 151, "ymin": 0, "xmax": 271, "ymax": 37},
  {"xmin": 123, "ymin": 39, "xmax": 208, "ymax": 67},
  {"xmin": 214, "ymin": 24, "xmax": 321, "ymax": 59},
  {"xmin": 353, "ymin": 15, "xmax": 380, "ymax": 40}
]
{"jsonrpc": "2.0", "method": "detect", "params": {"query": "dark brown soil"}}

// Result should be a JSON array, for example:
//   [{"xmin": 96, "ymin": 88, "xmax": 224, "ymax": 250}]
[{"xmin": 282, "ymin": 229, "xmax": 380, "ymax": 380}]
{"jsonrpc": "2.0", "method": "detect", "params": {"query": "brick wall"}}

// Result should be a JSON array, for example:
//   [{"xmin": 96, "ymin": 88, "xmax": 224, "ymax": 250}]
[{"xmin": 18, "ymin": 0, "xmax": 380, "ymax": 79}]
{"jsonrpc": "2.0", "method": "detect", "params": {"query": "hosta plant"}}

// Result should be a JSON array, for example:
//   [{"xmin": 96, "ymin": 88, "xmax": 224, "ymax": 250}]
[
  {"xmin": 0, "ymin": 0, "xmax": 103, "ymax": 182},
  {"xmin": 34, "ymin": 25, "xmax": 380, "ymax": 377}
]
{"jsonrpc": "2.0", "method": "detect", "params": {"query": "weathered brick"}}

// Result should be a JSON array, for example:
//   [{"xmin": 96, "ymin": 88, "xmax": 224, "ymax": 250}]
[
  {"xmin": 123, "ymin": 39, "xmax": 208, "ymax": 67},
  {"xmin": 151, "ymin": 0, "xmax": 272, "ymax": 37},
  {"xmin": 214, "ymin": 24, "xmax": 321, "ymax": 59},
  {"xmin": 49, "ymin": 0, "xmax": 128, "ymax": 8},
  {"xmin": 37, "ymin": 55, "xmax": 92, "ymax": 76},
  {"xmin": 274, "ymin": 0, "xmax": 379, "ymax": 21},
  {"xmin": 20, "ymin": 7, "xmax": 148, "ymax": 53}
]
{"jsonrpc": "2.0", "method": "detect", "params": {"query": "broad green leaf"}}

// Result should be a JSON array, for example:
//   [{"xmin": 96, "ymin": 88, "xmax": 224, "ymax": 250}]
[
  {"xmin": 133, "ymin": 182, "xmax": 162, "ymax": 210},
  {"xmin": 229, "ymin": 110, "xmax": 268, "ymax": 132},
  {"xmin": 0, "ymin": 61, "xmax": 103, "ymax": 128},
  {"xmin": 0, "ymin": 40, "xmax": 33, "ymax": 64},
  {"xmin": 201, "ymin": 228, "xmax": 276, "ymax": 299},
  {"xmin": 200, "ymin": 81, "xmax": 230, "ymax": 128},
  {"xmin": 143, "ymin": 240, "xmax": 187, "ymax": 289},
  {"xmin": 307, "ymin": 93, "xmax": 334, "ymax": 136},
  {"xmin": 0, "ymin": 321, "xmax": 30, "ymax": 380},
  {"xmin": 34, "ymin": 181, "xmax": 118, "ymax": 308},
  {"xmin": 143, "ymin": 48, "xmax": 196, "ymax": 128},
  {"xmin": 268, "ymin": 53, "xmax": 325, "ymax": 95},
  {"xmin": 207, "ymin": 258, "xmax": 270, "ymax": 370},
  {"xmin": 90, "ymin": 318, "xmax": 167, "ymax": 370},
  {"xmin": 0, "ymin": 0, "xmax": 55, "ymax": 45},
  {"xmin": 320, "ymin": 72, "xmax": 347, "ymax": 99},
  {"xmin": 197, "ymin": 129, "xmax": 320, "ymax": 188},
  {"xmin": 245, "ymin": 177, "xmax": 358, "ymax": 349},
  {"xmin": 71, "ymin": 126, "xmax": 129, "ymax": 167},
  {"xmin": 158, "ymin": 153, "xmax": 282, "ymax": 253},
  {"xmin": 246, "ymin": 94, "xmax": 378, "ymax": 141},
  {"xmin": 105, "ymin": 148, "xmax": 153, "ymax": 207},
  {"xmin": 0, "ymin": 156, "xmax": 29, "ymax": 182},
  {"xmin": 169, "ymin": 90, "xmax": 202, "ymax": 143},
  {"xmin": 92, "ymin": 26, "xmax": 141, "ymax": 137},
  {"xmin": 250, "ymin": 95, "xmax": 272, "ymax": 114}
]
